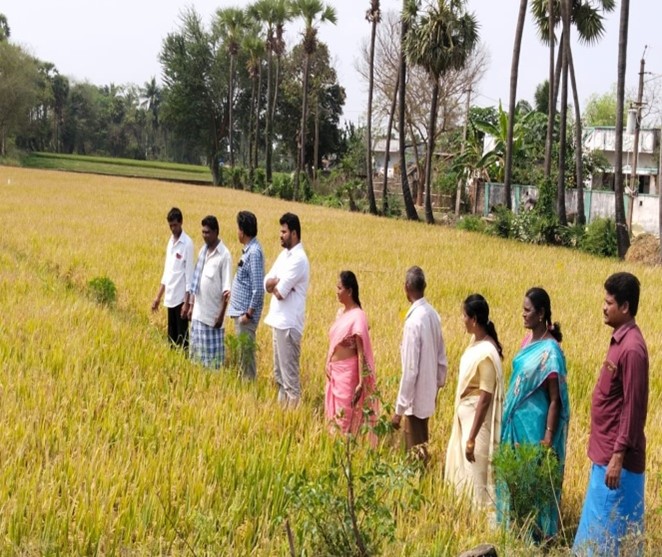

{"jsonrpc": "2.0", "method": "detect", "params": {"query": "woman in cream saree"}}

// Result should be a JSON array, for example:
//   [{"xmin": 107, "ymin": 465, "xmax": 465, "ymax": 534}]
[{"xmin": 446, "ymin": 294, "xmax": 504, "ymax": 512}]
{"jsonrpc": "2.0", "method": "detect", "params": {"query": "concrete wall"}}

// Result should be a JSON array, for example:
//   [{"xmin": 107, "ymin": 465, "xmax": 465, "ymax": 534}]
[{"xmin": 479, "ymin": 182, "xmax": 660, "ymax": 235}]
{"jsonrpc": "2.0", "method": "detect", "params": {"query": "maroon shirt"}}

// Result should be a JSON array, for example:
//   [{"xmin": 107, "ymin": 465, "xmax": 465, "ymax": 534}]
[{"xmin": 588, "ymin": 320, "xmax": 649, "ymax": 473}]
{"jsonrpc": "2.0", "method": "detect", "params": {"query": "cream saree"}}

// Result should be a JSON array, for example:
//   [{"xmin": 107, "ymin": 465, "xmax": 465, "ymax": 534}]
[{"xmin": 445, "ymin": 338, "xmax": 504, "ymax": 511}]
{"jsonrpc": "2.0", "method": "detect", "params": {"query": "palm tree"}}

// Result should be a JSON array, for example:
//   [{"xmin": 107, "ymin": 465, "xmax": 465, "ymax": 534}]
[
  {"xmin": 364, "ymin": 0, "xmax": 381, "ymax": 215},
  {"xmin": 614, "ymin": 0, "xmax": 630, "ymax": 258},
  {"xmin": 397, "ymin": 0, "xmax": 419, "ymax": 221},
  {"xmin": 404, "ymin": 0, "xmax": 479, "ymax": 224},
  {"xmin": 214, "ymin": 7, "xmax": 250, "ymax": 168},
  {"xmin": 249, "ymin": 0, "xmax": 291, "ymax": 184},
  {"xmin": 0, "ymin": 13, "xmax": 9, "ymax": 41},
  {"xmin": 504, "ymin": 0, "xmax": 528, "ymax": 210},
  {"xmin": 290, "ymin": 0, "xmax": 337, "ymax": 200},
  {"xmin": 531, "ymin": 0, "xmax": 616, "ymax": 225},
  {"xmin": 243, "ymin": 33, "xmax": 266, "ymax": 187}
]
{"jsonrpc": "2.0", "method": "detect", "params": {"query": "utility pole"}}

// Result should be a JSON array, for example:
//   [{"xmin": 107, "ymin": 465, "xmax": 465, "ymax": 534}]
[
  {"xmin": 455, "ymin": 84, "xmax": 472, "ymax": 216},
  {"xmin": 627, "ymin": 48, "xmax": 646, "ymax": 235}
]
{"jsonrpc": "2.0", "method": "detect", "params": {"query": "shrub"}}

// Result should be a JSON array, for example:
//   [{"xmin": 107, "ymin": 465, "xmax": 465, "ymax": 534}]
[
  {"xmin": 253, "ymin": 168, "xmax": 266, "ymax": 192},
  {"xmin": 493, "ymin": 443, "xmax": 563, "ymax": 541},
  {"xmin": 489, "ymin": 205, "xmax": 513, "ymax": 238},
  {"xmin": 284, "ymin": 409, "xmax": 424, "ymax": 556},
  {"xmin": 272, "ymin": 174, "xmax": 294, "ymax": 200},
  {"xmin": 87, "ymin": 276, "xmax": 117, "ymax": 306},
  {"xmin": 456, "ymin": 215, "xmax": 486, "ymax": 233},
  {"xmin": 230, "ymin": 167, "xmax": 246, "ymax": 190},
  {"xmin": 580, "ymin": 217, "xmax": 618, "ymax": 257}
]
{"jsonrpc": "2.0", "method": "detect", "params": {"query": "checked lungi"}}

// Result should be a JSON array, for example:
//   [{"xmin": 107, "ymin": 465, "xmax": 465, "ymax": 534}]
[{"xmin": 190, "ymin": 319, "xmax": 224, "ymax": 369}]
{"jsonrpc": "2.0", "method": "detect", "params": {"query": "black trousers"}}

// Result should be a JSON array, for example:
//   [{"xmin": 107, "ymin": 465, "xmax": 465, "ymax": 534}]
[{"xmin": 167, "ymin": 303, "xmax": 189, "ymax": 349}]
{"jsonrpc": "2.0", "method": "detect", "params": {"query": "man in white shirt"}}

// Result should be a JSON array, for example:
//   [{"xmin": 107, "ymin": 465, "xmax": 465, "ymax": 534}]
[
  {"xmin": 151, "ymin": 207, "xmax": 195, "ymax": 349},
  {"xmin": 391, "ymin": 266, "xmax": 447, "ymax": 461},
  {"xmin": 264, "ymin": 212, "xmax": 310, "ymax": 407},
  {"xmin": 187, "ymin": 215, "xmax": 232, "ymax": 369}
]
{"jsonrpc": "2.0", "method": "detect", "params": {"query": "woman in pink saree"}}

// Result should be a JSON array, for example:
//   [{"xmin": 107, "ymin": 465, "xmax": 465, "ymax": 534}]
[{"xmin": 325, "ymin": 271, "xmax": 378, "ymax": 435}]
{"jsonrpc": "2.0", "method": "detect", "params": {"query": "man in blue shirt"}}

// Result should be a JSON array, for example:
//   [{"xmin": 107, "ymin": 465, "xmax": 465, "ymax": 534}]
[{"xmin": 228, "ymin": 211, "xmax": 265, "ymax": 379}]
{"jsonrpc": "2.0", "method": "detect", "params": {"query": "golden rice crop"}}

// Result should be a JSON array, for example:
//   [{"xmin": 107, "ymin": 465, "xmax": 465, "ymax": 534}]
[{"xmin": 0, "ymin": 167, "xmax": 661, "ymax": 555}]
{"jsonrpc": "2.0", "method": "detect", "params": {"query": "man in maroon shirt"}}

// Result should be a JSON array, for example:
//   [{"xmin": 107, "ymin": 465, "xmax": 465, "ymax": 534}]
[{"xmin": 573, "ymin": 272, "xmax": 648, "ymax": 556}]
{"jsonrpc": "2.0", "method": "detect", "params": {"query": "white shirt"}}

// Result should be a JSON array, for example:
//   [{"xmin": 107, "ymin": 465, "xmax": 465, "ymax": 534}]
[
  {"xmin": 191, "ymin": 241, "xmax": 232, "ymax": 327},
  {"xmin": 395, "ymin": 298, "xmax": 448, "ymax": 418},
  {"xmin": 263, "ymin": 243, "xmax": 310, "ymax": 334},
  {"xmin": 161, "ymin": 230, "xmax": 195, "ymax": 308}
]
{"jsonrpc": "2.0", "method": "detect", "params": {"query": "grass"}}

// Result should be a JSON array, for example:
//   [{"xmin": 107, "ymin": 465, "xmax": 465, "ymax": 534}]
[
  {"xmin": 0, "ymin": 166, "xmax": 661, "ymax": 555},
  {"xmin": 22, "ymin": 152, "xmax": 212, "ymax": 184}
]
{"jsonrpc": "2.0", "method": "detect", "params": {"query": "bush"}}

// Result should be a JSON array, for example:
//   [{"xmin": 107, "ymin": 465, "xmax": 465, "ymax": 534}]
[
  {"xmin": 489, "ymin": 205, "xmax": 513, "ymax": 238},
  {"xmin": 493, "ymin": 443, "xmax": 563, "ymax": 541},
  {"xmin": 271, "ymin": 174, "xmax": 294, "ymax": 200},
  {"xmin": 230, "ymin": 166, "xmax": 246, "ymax": 189},
  {"xmin": 253, "ymin": 168, "xmax": 266, "ymax": 192},
  {"xmin": 456, "ymin": 215, "xmax": 486, "ymax": 233},
  {"xmin": 87, "ymin": 276, "xmax": 117, "ymax": 306},
  {"xmin": 580, "ymin": 217, "xmax": 618, "ymax": 257}
]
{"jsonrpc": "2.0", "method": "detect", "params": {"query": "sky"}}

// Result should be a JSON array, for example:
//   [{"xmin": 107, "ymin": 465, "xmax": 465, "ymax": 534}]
[{"xmin": 3, "ymin": 0, "xmax": 661, "ymax": 125}]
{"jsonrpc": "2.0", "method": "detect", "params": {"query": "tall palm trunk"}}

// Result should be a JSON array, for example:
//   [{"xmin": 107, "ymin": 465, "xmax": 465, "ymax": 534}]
[
  {"xmin": 398, "ymin": 1, "xmax": 418, "ymax": 221},
  {"xmin": 228, "ymin": 54, "xmax": 236, "ymax": 167},
  {"xmin": 254, "ymin": 63, "xmax": 262, "ymax": 175},
  {"xmin": 314, "ymin": 95, "xmax": 320, "ymax": 187},
  {"xmin": 504, "ymin": 0, "xmax": 528, "ymax": 210},
  {"xmin": 265, "ymin": 47, "xmax": 274, "ymax": 184},
  {"xmin": 294, "ymin": 51, "xmax": 312, "ymax": 201},
  {"xmin": 556, "ymin": 0, "xmax": 570, "ymax": 225},
  {"xmin": 423, "ymin": 78, "xmax": 439, "ymax": 224},
  {"xmin": 381, "ymin": 67, "xmax": 399, "ymax": 216},
  {"xmin": 543, "ymin": 0, "xmax": 555, "ymax": 179},
  {"xmin": 614, "ymin": 0, "xmax": 630, "ymax": 258},
  {"xmin": 409, "ymin": 121, "xmax": 423, "ymax": 206},
  {"xmin": 365, "ymin": 10, "xmax": 379, "ymax": 215},
  {"xmin": 248, "ymin": 74, "xmax": 257, "ymax": 187},
  {"xmin": 567, "ymin": 46, "xmax": 585, "ymax": 225}
]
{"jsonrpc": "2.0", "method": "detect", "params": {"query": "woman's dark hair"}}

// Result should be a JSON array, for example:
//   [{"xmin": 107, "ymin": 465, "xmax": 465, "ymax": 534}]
[
  {"xmin": 525, "ymin": 287, "xmax": 563, "ymax": 343},
  {"xmin": 340, "ymin": 270, "xmax": 361, "ymax": 309},
  {"xmin": 464, "ymin": 293, "xmax": 503, "ymax": 358},
  {"xmin": 237, "ymin": 210, "xmax": 258, "ymax": 237},
  {"xmin": 604, "ymin": 272, "xmax": 640, "ymax": 317}
]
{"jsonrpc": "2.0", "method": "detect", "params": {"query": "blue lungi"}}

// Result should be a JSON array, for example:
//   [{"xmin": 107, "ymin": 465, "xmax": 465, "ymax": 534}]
[
  {"xmin": 573, "ymin": 463, "xmax": 644, "ymax": 556},
  {"xmin": 190, "ymin": 319, "xmax": 224, "ymax": 369}
]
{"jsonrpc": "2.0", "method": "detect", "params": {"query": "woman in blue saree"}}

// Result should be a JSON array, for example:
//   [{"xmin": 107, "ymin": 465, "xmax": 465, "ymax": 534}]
[{"xmin": 499, "ymin": 287, "xmax": 570, "ymax": 541}]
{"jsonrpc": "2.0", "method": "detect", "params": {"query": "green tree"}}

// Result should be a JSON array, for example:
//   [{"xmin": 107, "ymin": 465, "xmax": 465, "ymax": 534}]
[
  {"xmin": 290, "ymin": 0, "xmax": 337, "ymax": 200},
  {"xmin": 404, "ymin": 0, "xmax": 479, "ymax": 224},
  {"xmin": 583, "ymin": 88, "xmax": 620, "ymax": 125},
  {"xmin": 0, "ymin": 13, "xmax": 9, "ymax": 41},
  {"xmin": 214, "ymin": 7, "xmax": 251, "ymax": 168},
  {"xmin": 0, "ymin": 42, "xmax": 39, "ymax": 156},
  {"xmin": 52, "ymin": 73, "xmax": 70, "ymax": 153},
  {"xmin": 161, "ymin": 9, "xmax": 228, "ymax": 183}
]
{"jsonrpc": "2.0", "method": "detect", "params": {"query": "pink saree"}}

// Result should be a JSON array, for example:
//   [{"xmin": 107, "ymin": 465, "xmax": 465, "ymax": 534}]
[{"xmin": 325, "ymin": 307, "xmax": 378, "ymax": 436}]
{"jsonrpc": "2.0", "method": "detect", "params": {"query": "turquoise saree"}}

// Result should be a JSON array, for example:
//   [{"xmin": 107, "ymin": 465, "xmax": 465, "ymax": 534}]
[{"xmin": 499, "ymin": 338, "xmax": 570, "ymax": 539}]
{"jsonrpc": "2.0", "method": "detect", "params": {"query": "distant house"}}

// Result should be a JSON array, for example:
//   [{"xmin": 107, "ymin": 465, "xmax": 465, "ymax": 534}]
[
  {"xmin": 584, "ymin": 126, "xmax": 661, "ymax": 194},
  {"xmin": 372, "ymin": 138, "xmax": 401, "ymax": 177}
]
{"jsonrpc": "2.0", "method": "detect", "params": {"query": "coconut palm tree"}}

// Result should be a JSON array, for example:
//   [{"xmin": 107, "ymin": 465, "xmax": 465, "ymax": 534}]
[
  {"xmin": 213, "ymin": 7, "xmax": 250, "ymax": 168},
  {"xmin": 290, "ymin": 0, "xmax": 337, "ymax": 200},
  {"xmin": 531, "ymin": 0, "xmax": 616, "ymax": 225},
  {"xmin": 403, "ymin": 0, "xmax": 479, "ymax": 224},
  {"xmin": 397, "ymin": 0, "xmax": 419, "ymax": 221},
  {"xmin": 243, "ymin": 32, "xmax": 266, "ymax": 187},
  {"xmin": 249, "ymin": 0, "xmax": 291, "ymax": 184},
  {"xmin": 614, "ymin": 0, "xmax": 630, "ymax": 257},
  {"xmin": 365, "ymin": 0, "xmax": 381, "ymax": 215},
  {"xmin": 504, "ymin": 0, "xmax": 529, "ymax": 210}
]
